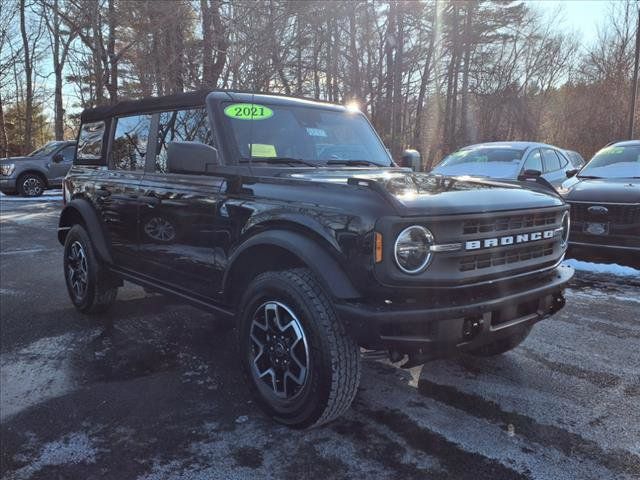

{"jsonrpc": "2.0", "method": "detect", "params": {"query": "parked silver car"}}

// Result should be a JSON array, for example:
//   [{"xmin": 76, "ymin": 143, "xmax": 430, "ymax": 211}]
[
  {"xmin": 431, "ymin": 141, "xmax": 575, "ymax": 188},
  {"xmin": 0, "ymin": 141, "xmax": 76, "ymax": 197}
]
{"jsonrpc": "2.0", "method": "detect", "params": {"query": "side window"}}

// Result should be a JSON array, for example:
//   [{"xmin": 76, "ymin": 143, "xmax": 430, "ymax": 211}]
[
  {"xmin": 542, "ymin": 148, "xmax": 561, "ymax": 172},
  {"xmin": 523, "ymin": 149, "xmax": 542, "ymax": 171},
  {"xmin": 77, "ymin": 121, "xmax": 105, "ymax": 161},
  {"xmin": 112, "ymin": 115, "xmax": 151, "ymax": 171},
  {"xmin": 155, "ymin": 108, "xmax": 212, "ymax": 173},
  {"xmin": 60, "ymin": 146, "xmax": 75, "ymax": 162}
]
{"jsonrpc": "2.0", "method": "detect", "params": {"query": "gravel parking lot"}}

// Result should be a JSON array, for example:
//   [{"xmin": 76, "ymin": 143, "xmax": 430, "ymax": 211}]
[{"xmin": 1, "ymin": 193, "xmax": 639, "ymax": 480}]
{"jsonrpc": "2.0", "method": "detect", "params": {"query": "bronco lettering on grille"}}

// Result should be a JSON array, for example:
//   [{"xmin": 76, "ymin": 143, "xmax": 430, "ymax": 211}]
[{"xmin": 465, "ymin": 229, "xmax": 555, "ymax": 250}]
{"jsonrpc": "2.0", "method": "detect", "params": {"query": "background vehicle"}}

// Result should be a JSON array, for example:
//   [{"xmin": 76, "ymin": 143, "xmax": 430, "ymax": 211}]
[
  {"xmin": 58, "ymin": 91, "xmax": 572, "ymax": 428},
  {"xmin": 560, "ymin": 140, "xmax": 639, "ymax": 260},
  {"xmin": 0, "ymin": 141, "xmax": 76, "ymax": 197},
  {"xmin": 431, "ymin": 141, "xmax": 575, "ymax": 188},
  {"xmin": 563, "ymin": 149, "xmax": 586, "ymax": 169}
]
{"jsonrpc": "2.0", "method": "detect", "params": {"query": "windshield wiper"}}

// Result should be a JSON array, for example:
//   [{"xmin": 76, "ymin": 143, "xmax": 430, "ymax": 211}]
[
  {"xmin": 325, "ymin": 159, "xmax": 380, "ymax": 167},
  {"xmin": 577, "ymin": 175, "xmax": 601, "ymax": 179},
  {"xmin": 240, "ymin": 157, "xmax": 318, "ymax": 167}
]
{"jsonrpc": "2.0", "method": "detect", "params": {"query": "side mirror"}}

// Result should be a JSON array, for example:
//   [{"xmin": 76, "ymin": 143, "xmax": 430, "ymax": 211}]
[
  {"xmin": 52, "ymin": 153, "xmax": 64, "ymax": 163},
  {"xmin": 566, "ymin": 169, "xmax": 579, "ymax": 178},
  {"xmin": 518, "ymin": 169, "xmax": 542, "ymax": 180},
  {"xmin": 400, "ymin": 149, "xmax": 421, "ymax": 171},
  {"xmin": 167, "ymin": 141, "xmax": 219, "ymax": 174}
]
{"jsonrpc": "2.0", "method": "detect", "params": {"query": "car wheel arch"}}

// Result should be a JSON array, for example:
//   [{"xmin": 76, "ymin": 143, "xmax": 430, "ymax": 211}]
[
  {"xmin": 58, "ymin": 199, "xmax": 113, "ymax": 264},
  {"xmin": 223, "ymin": 229, "xmax": 361, "ymax": 307}
]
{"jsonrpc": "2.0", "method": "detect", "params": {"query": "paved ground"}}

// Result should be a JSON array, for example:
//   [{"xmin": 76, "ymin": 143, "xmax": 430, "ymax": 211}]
[{"xmin": 1, "ymin": 193, "xmax": 639, "ymax": 480}]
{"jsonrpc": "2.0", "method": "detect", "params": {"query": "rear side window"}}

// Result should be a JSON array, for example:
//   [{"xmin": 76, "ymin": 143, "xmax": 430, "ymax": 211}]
[
  {"xmin": 112, "ymin": 115, "xmax": 151, "ymax": 171},
  {"xmin": 542, "ymin": 149, "xmax": 561, "ymax": 172},
  {"xmin": 155, "ymin": 108, "xmax": 212, "ymax": 173},
  {"xmin": 77, "ymin": 121, "xmax": 105, "ymax": 162}
]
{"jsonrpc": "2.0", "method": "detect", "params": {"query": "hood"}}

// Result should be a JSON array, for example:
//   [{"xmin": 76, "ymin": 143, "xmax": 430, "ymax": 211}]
[
  {"xmin": 285, "ymin": 169, "xmax": 564, "ymax": 216},
  {"xmin": 0, "ymin": 156, "xmax": 31, "ymax": 164},
  {"xmin": 561, "ymin": 177, "xmax": 640, "ymax": 204}
]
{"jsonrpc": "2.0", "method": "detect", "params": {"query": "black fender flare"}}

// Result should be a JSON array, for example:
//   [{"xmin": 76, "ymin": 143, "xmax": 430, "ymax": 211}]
[
  {"xmin": 58, "ymin": 198, "xmax": 113, "ymax": 264},
  {"xmin": 223, "ymin": 229, "xmax": 361, "ymax": 300}
]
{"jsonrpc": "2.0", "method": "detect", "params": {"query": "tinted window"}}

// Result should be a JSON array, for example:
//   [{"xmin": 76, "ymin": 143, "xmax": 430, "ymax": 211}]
[
  {"xmin": 523, "ymin": 150, "xmax": 542, "ymax": 171},
  {"xmin": 155, "ymin": 108, "xmax": 212, "ymax": 173},
  {"xmin": 221, "ymin": 103, "xmax": 392, "ymax": 166},
  {"xmin": 556, "ymin": 150, "xmax": 569, "ymax": 168},
  {"xmin": 77, "ymin": 122, "xmax": 105, "ymax": 161},
  {"xmin": 112, "ymin": 115, "xmax": 151, "ymax": 171},
  {"xmin": 28, "ymin": 141, "xmax": 64, "ymax": 157},
  {"xmin": 60, "ymin": 145, "xmax": 75, "ymax": 162},
  {"xmin": 542, "ymin": 149, "xmax": 561, "ymax": 172},
  {"xmin": 433, "ymin": 147, "xmax": 525, "ymax": 178}
]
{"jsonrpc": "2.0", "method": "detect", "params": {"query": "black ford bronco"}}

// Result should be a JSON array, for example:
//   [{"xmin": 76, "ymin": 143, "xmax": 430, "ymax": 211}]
[{"xmin": 59, "ymin": 90, "xmax": 573, "ymax": 428}]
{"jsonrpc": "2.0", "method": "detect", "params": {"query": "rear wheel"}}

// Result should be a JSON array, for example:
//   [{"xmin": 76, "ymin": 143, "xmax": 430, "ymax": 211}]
[
  {"xmin": 468, "ymin": 326, "xmax": 531, "ymax": 357},
  {"xmin": 17, "ymin": 173, "xmax": 45, "ymax": 197},
  {"xmin": 63, "ymin": 225, "xmax": 118, "ymax": 314},
  {"xmin": 238, "ymin": 268, "xmax": 360, "ymax": 428}
]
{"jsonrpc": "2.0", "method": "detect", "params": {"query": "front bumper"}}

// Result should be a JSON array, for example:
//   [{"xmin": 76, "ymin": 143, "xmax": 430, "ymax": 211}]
[
  {"xmin": 0, "ymin": 177, "xmax": 17, "ymax": 192},
  {"xmin": 337, "ymin": 264, "xmax": 573, "ymax": 360}
]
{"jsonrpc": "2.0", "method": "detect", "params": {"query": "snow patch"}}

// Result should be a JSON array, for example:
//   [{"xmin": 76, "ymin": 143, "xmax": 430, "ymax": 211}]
[
  {"xmin": 562, "ymin": 259, "xmax": 640, "ymax": 278},
  {"xmin": 12, "ymin": 432, "xmax": 97, "ymax": 479}
]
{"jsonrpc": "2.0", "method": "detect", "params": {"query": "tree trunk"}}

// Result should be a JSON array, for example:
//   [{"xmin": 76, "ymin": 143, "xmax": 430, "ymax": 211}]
[
  {"xmin": 19, "ymin": 0, "xmax": 33, "ymax": 151},
  {"xmin": 414, "ymin": 0, "xmax": 438, "ymax": 148},
  {"xmin": 0, "ymin": 90, "xmax": 8, "ymax": 157}
]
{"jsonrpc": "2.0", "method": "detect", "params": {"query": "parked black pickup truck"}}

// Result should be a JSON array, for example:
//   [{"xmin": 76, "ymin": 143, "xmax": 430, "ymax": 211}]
[{"xmin": 58, "ymin": 90, "xmax": 573, "ymax": 428}]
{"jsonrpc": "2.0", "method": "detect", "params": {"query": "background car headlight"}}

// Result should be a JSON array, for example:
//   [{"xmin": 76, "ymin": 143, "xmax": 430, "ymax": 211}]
[
  {"xmin": 0, "ymin": 163, "xmax": 15, "ymax": 176},
  {"xmin": 561, "ymin": 211, "xmax": 570, "ymax": 247},
  {"xmin": 394, "ymin": 225, "xmax": 434, "ymax": 273}
]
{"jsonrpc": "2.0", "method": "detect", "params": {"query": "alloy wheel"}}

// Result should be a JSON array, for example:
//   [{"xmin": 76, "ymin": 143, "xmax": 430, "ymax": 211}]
[
  {"xmin": 249, "ymin": 301, "xmax": 310, "ymax": 399},
  {"xmin": 67, "ymin": 241, "xmax": 88, "ymax": 299},
  {"xmin": 22, "ymin": 177, "xmax": 43, "ymax": 196}
]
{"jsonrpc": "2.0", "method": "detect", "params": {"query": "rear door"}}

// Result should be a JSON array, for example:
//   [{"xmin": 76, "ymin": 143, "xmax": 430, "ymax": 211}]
[
  {"xmin": 94, "ymin": 114, "xmax": 151, "ymax": 271},
  {"xmin": 136, "ymin": 107, "xmax": 228, "ymax": 299}
]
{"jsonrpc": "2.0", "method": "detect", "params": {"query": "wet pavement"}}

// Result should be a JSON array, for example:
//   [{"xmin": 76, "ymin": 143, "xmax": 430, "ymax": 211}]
[{"xmin": 1, "ymin": 195, "xmax": 639, "ymax": 479}]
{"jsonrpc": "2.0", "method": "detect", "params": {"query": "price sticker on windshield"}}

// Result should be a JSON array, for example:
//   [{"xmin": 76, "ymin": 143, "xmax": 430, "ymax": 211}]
[{"xmin": 224, "ymin": 103, "xmax": 274, "ymax": 120}]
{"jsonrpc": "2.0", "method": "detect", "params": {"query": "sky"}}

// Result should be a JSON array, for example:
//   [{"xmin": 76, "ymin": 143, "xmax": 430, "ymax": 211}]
[{"xmin": 527, "ymin": 0, "xmax": 613, "ymax": 45}]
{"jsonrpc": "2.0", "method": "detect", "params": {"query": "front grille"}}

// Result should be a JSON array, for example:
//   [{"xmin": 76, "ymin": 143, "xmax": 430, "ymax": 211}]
[
  {"xmin": 462, "ymin": 212, "xmax": 557, "ymax": 235},
  {"xmin": 569, "ymin": 203, "xmax": 640, "ymax": 225},
  {"xmin": 460, "ymin": 242, "xmax": 555, "ymax": 272}
]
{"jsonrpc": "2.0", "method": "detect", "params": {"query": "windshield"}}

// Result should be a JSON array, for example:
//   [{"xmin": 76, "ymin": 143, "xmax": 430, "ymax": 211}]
[
  {"xmin": 28, "ymin": 142, "xmax": 62, "ymax": 157},
  {"xmin": 579, "ymin": 145, "xmax": 640, "ymax": 179},
  {"xmin": 221, "ymin": 102, "xmax": 392, "ymax": 166},
  {"xmin": 432, "ymin": 147, "xmax": 525, "ymax": 178}
]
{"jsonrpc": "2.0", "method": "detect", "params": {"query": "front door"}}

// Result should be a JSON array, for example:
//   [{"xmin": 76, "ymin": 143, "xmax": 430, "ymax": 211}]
[
  {"xmin": 135, "ymin": 107, "xmax": 228, "ymax": 299},
  {"xmin": 48, "ymin": 145, "xmax": 75, "ymax": 185}
]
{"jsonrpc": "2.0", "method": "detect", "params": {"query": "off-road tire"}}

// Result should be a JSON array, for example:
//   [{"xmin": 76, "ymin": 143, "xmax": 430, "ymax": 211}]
[
  {"xmin": 17, "ymin": 173, "xmax": 45, "ymax": 197},
  {"xmin": 468, "ymin": 326, "xmax": 531, "ymax": 357},
  {"xmin": 238, "ymin": 268, "xmax": 361, "ymax": 428},
  {"xmin": 63, "ymin": 224, "xmax": 118, "ymax": 314}
]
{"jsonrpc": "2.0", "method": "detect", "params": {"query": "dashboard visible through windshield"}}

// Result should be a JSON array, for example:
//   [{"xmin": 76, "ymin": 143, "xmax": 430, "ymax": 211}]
[{"xmin": 221, "ymin": 102, "xmax": 393, "ymax": 166}]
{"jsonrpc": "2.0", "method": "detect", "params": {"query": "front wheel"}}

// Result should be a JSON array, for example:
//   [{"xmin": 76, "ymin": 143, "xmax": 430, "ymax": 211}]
[
  {"xmin": 17, "ymin": 173, "xmax": 45, "ymax": 197},
  {"xmin": 63, "ymin": 225, "xmax": 118, "ymax": 314},
  {"xmin": 238, "ymin": 268, "xmax": 361, "ymax": 428}
]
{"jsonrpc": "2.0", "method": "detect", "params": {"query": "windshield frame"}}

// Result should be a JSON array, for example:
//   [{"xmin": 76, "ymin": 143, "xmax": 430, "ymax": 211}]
[
  {"xmin": 216, "ymin": 101, "xmax": 394, "ymax": 168},
  {"xmin": 578, "ymin": 145, "xmax": 640, "ymax": 179}
]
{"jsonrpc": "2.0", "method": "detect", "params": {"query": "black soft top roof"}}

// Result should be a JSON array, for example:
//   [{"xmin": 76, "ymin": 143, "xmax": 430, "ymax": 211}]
[
  {"xmin": 80, "ymin": 90, "xmax": 211, "ymax": 123},
  {"xmin": 80, "ymin": 90, "xmax": 345, "ymax": 123}
]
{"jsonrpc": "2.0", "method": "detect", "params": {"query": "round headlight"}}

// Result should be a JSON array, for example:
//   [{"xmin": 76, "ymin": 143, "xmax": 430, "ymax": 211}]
[
  {"xmin": 561, "ymin": 211, "xmax": 570, "ymax": 248},
  {"xmin": 394, "ymin": 226, "xmax": 434, "ymax": 274}
]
